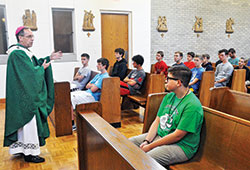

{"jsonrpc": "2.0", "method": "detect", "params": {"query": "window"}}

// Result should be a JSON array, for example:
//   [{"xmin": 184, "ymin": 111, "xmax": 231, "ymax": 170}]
[
  {"xmin": 52, "ymin": 8, "xmax": 76, "ymax": 61},
  {"xmin": 0, "ymin": 5, "xmax": 8, "ymax": 64}
]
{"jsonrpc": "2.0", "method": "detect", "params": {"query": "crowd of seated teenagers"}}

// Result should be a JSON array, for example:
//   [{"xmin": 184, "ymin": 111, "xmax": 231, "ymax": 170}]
[
  {"xmin": 69, "ymin": 48, "xmax": 148, "ymax": 129},
  {"xmin": 153, "ymin": 49, "xmax": 250, "ymax": 94},
  {"xmin": 69, "ymin": 47, "xmax": 249, "ymax": 128},
  {"xmin": 70, "ymin": 48, "xmax": 249, "ymax": 107},
  {"xmin": 71, "ymin": 50, "xmax": 248, "ymax": 166},
  {"xmin": 153, "ymin": 51, "xmax": 208, "ymax": 94},
  {"xmin": 213, "ymin": 48, "xmax": 250, "ymax": 93}
]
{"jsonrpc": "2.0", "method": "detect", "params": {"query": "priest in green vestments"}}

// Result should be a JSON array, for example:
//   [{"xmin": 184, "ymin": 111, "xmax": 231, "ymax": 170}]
[{"xmin": 4, "ymin": 26, "xmax": 62, "ymax": 163}]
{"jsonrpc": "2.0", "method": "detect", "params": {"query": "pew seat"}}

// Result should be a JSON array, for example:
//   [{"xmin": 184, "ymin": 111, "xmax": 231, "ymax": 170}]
[
  {"xmin": 76, "ymin": 102, "xmax": 166, "ymax": 170},
  {"xmin": 127, "ymin": 94, "xmax": 147, "ymax": 106}
]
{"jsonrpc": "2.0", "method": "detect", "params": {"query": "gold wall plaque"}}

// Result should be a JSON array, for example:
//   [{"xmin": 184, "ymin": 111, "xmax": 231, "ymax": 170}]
[
  {"xmin": 226, "ymin": 18, "xmax": 234, "ymax": 33},
  {"xmin": 82, "ymin": 10, "xmax": 95, "ymax": 31},
  {"xmin": 22, "ymin": 9, "xmax": 37, "ymax": 31},
  {"xmin": 157, "ymin": 16, "xmax": 168, "ymax": 32},
  {"xmin": 193, "ymin": 16, "xmax": 203, "ymax": 33}
]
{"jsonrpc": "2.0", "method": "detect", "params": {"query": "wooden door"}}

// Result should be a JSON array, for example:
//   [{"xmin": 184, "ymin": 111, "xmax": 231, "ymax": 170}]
[{"xmin": 101, "ymin": 14, "xmax": 128, "ymax": 72}]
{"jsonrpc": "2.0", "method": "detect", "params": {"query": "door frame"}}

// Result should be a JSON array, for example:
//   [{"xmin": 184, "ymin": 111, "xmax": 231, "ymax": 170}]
[{"xmin": 100, "ymin": 10, "xmax": 132, "ymax": 68}]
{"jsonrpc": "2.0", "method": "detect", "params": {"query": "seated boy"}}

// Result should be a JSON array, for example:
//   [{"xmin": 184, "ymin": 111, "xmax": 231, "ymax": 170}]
[
  {"xmin": 189, "ymin": 55, "xmax": 205, "ymax": 93},
  {"xmin": 235, "ymin": 57, "xmax": 250, "ymax": 93},
  {"xmin": 228, "ymin": 48, "xmax": 239, "ymax": 66},
  {"xmin": 201, "ymin": 54, "xmax": 213, "ymax": 71},
  {"xmin": 214, "ymin": 49, "xmax": 234, "ymax": 87},
  {"xmin": 184, "ymin": 52, "xmax": 195, "ymax": 69},
  {"xmin": 110, "ymin": 48, "xmax": 128, "ymax": 80},
  {"xmin": 70, "ymin": 53, "xmax": 91, "ymax": 91},
  {"xmin": 129, "ymin": 66, "xmax": 203, "ymax": 167},
  {"xmin": 120, "ymin": 55, "xmax": 146, "ymax": 95},
  {"xmin": 172, "ymin": 51, "xmax": 185, "ymax": 67},
  {"xmin": 154, "ymin": 51, "xmax": 168, "ymax": 77},
  {"xmin": 71, "ymin": 58, "xmax": 109, "ymax": 129}
]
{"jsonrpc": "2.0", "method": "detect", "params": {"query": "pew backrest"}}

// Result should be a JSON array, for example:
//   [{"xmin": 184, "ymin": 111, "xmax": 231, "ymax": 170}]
[
  {"xmin": 209, "ymin": 87, "xmax": 250, "ymax": 121},
  {"xmin": 143, "ymin": 92, "xmax": 167, "ymax": 133},
  {"xmin": 100, "ymin": 77, "xmax": 121, "ymax": 124},
  {"xmin": 198, "ymin": 71, "xmax": 215, "ymax": 107},
  {"xmin": 211, "ymin": 62, "xmax": 216, "ymax": 71},
  {"xmin": 140, "ymin": 72, "xmax": 165, "ymax": 98},
  {"xmin": 76, "ymin": 106, "xmax": 166, "ymax": 170},
  {"xmin": 231, "ymin": 69, "xmax": 246, "ymax": 92},
  {"xmin": 126, "ymin": 69, "xmax": 165, "ymax": 106},
  {"xmin": 74, "ymin": 67, "xmax": 79, "ymax": 76},
  {"xmin": 150, "ymin": 64, "xmax": 155, "ymax": 73},
  {"xmin": 53, "ymin": 81, "xmax": 72, "ymax": 137},
  {"xmin": 170, "ymin": 106, "xmax": 250, "ymax": 170}
]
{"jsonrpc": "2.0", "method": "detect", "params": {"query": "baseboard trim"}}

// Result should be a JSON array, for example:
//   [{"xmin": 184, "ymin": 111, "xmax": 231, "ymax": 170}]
[{"xmin": 0, "ymin": 98, "xmax": 6, "ymax": 103}]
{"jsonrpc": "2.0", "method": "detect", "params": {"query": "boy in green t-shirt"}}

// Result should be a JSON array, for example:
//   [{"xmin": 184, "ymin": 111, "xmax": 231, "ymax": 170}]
[{"xmin": 130, "ymin": 66, "xmax": 204, "ymax": 167}]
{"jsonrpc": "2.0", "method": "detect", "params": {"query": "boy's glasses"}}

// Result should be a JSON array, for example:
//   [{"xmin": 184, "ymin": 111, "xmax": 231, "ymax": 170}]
[{"xmin": 166, "ymin": 76, "xmax": 179, "ymax": 81}]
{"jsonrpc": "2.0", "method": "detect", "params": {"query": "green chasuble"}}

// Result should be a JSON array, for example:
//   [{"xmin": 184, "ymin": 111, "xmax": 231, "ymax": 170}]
[{"xmin": 4, "ymin": 44, "xmax": 54, "ymax": 147}]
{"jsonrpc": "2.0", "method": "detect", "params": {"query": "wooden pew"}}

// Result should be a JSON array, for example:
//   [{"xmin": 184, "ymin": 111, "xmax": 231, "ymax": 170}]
[
  {"xmin": 211, "ymin": 62, "xmax": 216, "ymax": 71},
  {"xmin": 230, "ymin": 69, "xmax": 246, "ymax": 92},
  {"xmin": 99, "ymin": 77, "xmax": 121, "ymax": 127},
  {"xmin": 170, "ymin": 107, "xmax": 250, "ymax": 170},
  {"xmin": 142, "ymin": 92, "xmax": 167, "ymax": 133},
  {"xmin": 143, "ymin": 93, "xmax": 250, "ymax": 170},
  {"xmin": 209, "ymin": 87, "xmax": 250, "ymax": 121},
  {"xmin": 126, "ymin": 70, "xmax": 165, "ymax": 107},
  {"xmin": 52, "ymin": 76, "xmax": 121, "ymax": 137},
  {"xmin": 51, "ymin": 81, "xmax": 72, "ymax": 137},
  {"xmin": 150, "ymin": 64, "xmax": 155, "ymax": 73},
  {"xmin": 50, "ymin": 69, "xmax": 98, "ymax": 137},
  {"xmin": 197, "ymin": 71, "xmax": 214, "ymax": 107},
  {"xmin": 76, "ymin": 103, "xmax": 166, "ymax": 170}
]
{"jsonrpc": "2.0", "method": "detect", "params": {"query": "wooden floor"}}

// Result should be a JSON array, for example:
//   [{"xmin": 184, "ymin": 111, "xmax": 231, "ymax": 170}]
[{"xmin": 0, "ymin": 103, "xmax": 144, "ymax": 170}]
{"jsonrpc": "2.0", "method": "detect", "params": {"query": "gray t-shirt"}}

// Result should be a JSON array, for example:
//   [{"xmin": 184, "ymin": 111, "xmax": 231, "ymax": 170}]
[
  {"xmin": 215, "ymin": 62, "xmax": 234, "ymax": 86},
  {"xmin": 72, "ymin": 66, "xmax": 91, "ymax": 90},
  {"xmin": 127, "ymin": 69, "xmax": 146, "ymax": 95}
]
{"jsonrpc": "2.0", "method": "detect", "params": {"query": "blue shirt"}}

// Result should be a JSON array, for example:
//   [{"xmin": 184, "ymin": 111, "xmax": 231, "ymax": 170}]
[
  {"xmin": 86, "ymin": 72, "xmax": 109, "ymax": 101},
  {"xmin": 247, "ymin": 60, "xmax": 250, "ymax": 66},
  {"xmin": 189, "ymin": 67, "xmax": 205, "ymax": 93}
]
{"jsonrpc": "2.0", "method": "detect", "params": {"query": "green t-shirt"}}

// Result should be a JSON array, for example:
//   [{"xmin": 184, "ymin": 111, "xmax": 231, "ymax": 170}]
[{"xmin": 157, "ymin": 91, "xmax": 203, "ymax": 159}]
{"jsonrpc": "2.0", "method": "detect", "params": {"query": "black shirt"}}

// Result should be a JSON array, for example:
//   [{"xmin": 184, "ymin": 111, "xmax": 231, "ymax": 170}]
[
  {"xmin": 235, "ymin": 65, "xmax": 250, "ymax": 81},
  {"xmin": 202, "ymin": 62, "xmax": 213, "ymax": 71},
  {"xmin": 110, "ymin": 58, "xmax": 128, "ymax": 80}
]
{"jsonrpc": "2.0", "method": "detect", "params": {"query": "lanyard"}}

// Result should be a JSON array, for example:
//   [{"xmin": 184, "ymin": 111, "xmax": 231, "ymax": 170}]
[{"xmin": 168, "ymin": 90, "xmax": 190, "ymax": 116}]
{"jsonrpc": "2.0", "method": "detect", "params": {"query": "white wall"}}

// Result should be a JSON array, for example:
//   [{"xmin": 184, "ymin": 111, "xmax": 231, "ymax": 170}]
[{"xmin": 0, "ymin": 0, "xmax": 151, "ymax": 98}]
